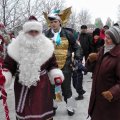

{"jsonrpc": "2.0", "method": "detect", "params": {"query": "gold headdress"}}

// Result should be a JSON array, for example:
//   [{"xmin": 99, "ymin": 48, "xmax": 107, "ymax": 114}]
[{"xmin": 43, "ymin": 7, "xmax": 72, "ymax": 26}]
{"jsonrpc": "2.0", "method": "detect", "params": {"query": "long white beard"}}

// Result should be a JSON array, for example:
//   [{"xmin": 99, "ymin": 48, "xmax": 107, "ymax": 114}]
[
  {"xmin": 7, "ymin": 31, "xmax": 54, "ymax": 88},
  {"xmin": 18, "ymin": 32, "xmax": 43, "ymax": 87}
]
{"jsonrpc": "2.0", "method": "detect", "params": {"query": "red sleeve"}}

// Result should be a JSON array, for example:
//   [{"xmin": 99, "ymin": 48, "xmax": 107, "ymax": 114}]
[
  {"xmin": 3, "ymin": 54, "xmax": 17, "ymax": 76},
  {"xmin": 47, "ymin": 54, "xmax": 58, "ymax": 71}
]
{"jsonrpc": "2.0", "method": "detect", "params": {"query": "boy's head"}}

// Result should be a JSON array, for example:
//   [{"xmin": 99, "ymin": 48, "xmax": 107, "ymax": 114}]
[{"xmin": 81, "ymin": 25, "xmax": 87, "ymax": 33}]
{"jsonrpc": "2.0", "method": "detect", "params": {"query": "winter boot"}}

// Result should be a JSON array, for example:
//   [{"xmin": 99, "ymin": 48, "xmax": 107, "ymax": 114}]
[
  {"xmin": 66, "ymin": 97, "xmax": 76, "ymax": 116},
  {"xmin": 53, "ymin": 100, "xmax": 58, "ymax": 116},
  {"xmin": 75, "ymin": 95, "xmax": 84, "ymax": 100},
  {"xmin": 75, "ymin": 90, "xmax": 86, "ymax": 100}
]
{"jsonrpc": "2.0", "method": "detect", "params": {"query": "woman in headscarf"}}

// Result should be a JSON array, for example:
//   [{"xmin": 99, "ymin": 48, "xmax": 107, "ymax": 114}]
[{"xmin": 87, "ymin": 26, "xmax": 120, "ymax": 120}]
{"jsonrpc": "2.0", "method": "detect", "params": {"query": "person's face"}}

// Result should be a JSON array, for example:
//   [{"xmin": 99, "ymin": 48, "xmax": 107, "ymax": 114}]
[
  {"xmin": 12, "ymin": 34, "xmax": 15, "ymax": 38},
  {"xmin": 81, "ymin": 29, "xmax": 87, "ymax": 33},
  {"xmin": 50, "ymin": 20, "xmax": 61, "ymax": 30},
  {"xmin": 103, "ymin": 27, "xmax": 109, "ymax": 32},
  {"xmin": 105, "ymin": 34, "xmax": 113, "ymax": 46},
  {"xmin": 27, "ymin": 30, "xmax": 39, "ymax": 37},
  {"xmin": 94, "ymin": 35, "xmax": 100, "ymax": 40}
]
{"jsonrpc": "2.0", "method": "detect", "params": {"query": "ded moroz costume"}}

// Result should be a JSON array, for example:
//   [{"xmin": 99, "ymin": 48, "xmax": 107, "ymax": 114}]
[
  {"xmin": 0, "ymin": 17, "xmax": 64, "ymax": 120},
  {"xmin": 87, "ymin": 27, "xmax": 120, "ymax": 120}
]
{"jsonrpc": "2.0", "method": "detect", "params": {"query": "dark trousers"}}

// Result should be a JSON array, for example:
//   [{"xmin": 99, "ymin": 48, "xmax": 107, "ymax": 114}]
[
  {"xmin": 61, "ymin": 66, "xmax": 72, "ymax": 102},
  {"xmin": 72, "ymin": 71, "xmax": 84, "ymax": 95}
]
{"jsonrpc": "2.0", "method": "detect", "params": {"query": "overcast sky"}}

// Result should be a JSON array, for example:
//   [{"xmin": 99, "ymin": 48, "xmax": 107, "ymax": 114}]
[{"xmin": 65, "ymin": 0, "xmax": 120, "ymax": 24}]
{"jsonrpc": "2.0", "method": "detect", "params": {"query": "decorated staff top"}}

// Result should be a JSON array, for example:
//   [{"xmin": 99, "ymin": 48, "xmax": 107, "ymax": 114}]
[{"xmin": 43, "ymin": 7, "xmax": 72, "ymax": 26}]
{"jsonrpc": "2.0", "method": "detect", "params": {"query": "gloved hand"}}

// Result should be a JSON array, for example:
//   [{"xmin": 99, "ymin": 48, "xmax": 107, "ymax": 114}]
[
  {"xmin": 88, "ymin": 53, "xmax": 98, "ymax": 63},
  {"xmin": 54, "ymin": 77, "xmax": 63, "ymax": 86},
  {"xmin": 102, "ymin": 91, "xmax": 113, "ymax": 102},
  {"xmin": 0, "ymin": 70, "xmax": 6, "ymax": 86}
]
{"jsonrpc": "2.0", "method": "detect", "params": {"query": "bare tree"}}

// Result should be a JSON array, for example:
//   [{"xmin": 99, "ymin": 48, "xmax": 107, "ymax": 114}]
[
  {"xmin": 77, "ymin": 10, "xmax": 91, "ymax": 26},
  {"xmin": 0, "ymin": 0, "xmax": 65, "ymax": 31},
  {"xmin": 66, "ymin": 12, "xmax": 77, "ymax": 29},
  {"xmin": 42, "ymin": 0, "xmax": 64, "ymax": 13},
  {"xmin": 0, "ymin": 0, "xmax": 21, "ymax": 26},
  {"xmin": 67, "ymin": 10, "xmax": 91, "ymax": 31},
  {"xmin": 18, "ymin": 0, "xmax": 65, "ymax": 19}
]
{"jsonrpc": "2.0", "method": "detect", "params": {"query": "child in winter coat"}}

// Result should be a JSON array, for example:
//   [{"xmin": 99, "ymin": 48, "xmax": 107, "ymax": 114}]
[{"xmin": 72, "ymin": 59, "xmax": 87, "ymax": 100}]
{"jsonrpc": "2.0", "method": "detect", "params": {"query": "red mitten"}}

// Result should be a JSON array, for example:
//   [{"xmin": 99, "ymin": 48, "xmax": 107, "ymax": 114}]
[{"xmin": 54, "ymin": 77, "xmax": 63, "ymax": 86}]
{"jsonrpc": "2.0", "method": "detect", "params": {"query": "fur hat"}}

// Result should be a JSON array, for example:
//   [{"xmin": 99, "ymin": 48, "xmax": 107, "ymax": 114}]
[
  {"xmin": 48, "ymin": 10, "xmax": 61, "ymax": 21},
  {"xmin": 28, "ymin": 16, "xmax": 38, "ymax": 21},
  {"xmin": 105, "ymin": 26, "xmax": 120, "ymax": 45},
  {"xmin": 23, "ymin": 21, "xmax": 42, "ymax": 33}
]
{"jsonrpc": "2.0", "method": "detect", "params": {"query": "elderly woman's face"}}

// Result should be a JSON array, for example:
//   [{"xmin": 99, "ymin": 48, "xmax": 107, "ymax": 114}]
[
  {"xmin": 105, "ymin": 34, "xmax": 113, "ymax": 46},
  {"xmin": 27, "ymin": 30, "xmax": 39, "ymax": 37}
]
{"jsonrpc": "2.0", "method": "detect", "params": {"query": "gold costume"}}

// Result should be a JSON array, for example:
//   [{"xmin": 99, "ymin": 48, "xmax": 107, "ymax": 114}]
[{"xmin": 54, "ymin": 37, "xmax": 69, "ymax": 69}]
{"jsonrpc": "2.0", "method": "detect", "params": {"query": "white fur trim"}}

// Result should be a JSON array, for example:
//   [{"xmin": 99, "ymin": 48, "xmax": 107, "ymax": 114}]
[
  {"xmin": 7, "ymin": 33, "xmax": 54, "ymax": 65},
  {"xmin": 48, "ymin": 69, "xmax": 64, "ymax": 85},
  {"xmin": 16, "ymin": 110, "xmax": 53, "ymax": 119},
  {"xmin": 2, "ymin": 71, "xmax": 12, "ymax": 89},
  {"xmin": 7, "ymin": 37, "xmax": 19, "ymax": 62},
  {"xmin": 48, "ymin": 13, "xmax": 61, "ymax": 21},
  {"xmin": 7, "ymin": 32, "xmax": 54, "ymax": 87},
  {"xmin": 23, "ymin": 21, "xmax": 42, "ymax": 33}
]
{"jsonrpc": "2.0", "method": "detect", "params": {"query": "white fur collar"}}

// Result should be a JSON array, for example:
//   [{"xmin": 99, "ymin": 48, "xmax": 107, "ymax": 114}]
[{"xmin": 7, "ymin": 33, "xmax": 54, "ymax": 65}]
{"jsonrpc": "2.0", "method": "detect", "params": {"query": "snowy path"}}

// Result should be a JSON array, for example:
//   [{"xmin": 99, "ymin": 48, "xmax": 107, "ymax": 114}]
[{"xmin": 0, "ymin": 73, "xmax": 92, "ymax": 120}]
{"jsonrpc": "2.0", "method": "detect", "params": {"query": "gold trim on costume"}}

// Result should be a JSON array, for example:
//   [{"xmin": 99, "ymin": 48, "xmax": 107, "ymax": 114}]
[{"xmin": 54, "ymin": 37, "xmax": 69, "ymax": 69}]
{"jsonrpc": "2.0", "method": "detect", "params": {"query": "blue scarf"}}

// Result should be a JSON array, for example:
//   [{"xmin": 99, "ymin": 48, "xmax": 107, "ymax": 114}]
[{"xmin": 51, "ymin": 28, "xmax": 62, "ymax": 46}]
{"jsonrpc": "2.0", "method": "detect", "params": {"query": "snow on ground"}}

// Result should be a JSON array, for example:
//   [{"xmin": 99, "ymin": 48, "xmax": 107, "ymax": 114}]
[{"xmin": 0, "ymin": 73, "xmax": 92, "ymax": 120}]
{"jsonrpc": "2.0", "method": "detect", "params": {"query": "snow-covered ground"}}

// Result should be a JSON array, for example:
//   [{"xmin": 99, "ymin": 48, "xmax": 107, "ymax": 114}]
[{"xmin": 0, "ymin": 73, "xmax": 92, "ymax": 120}]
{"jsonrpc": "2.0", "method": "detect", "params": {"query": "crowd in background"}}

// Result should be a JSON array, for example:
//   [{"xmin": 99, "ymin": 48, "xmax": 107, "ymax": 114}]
[{"xmin": 0, "ymin": 17, "xmax": 120, "ymax": 120}]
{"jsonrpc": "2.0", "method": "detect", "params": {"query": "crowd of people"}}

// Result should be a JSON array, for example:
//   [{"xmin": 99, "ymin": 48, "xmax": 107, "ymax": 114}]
[{"xmin": 0, "ymin": 7, "xmax": 120, "ymax": 120}]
